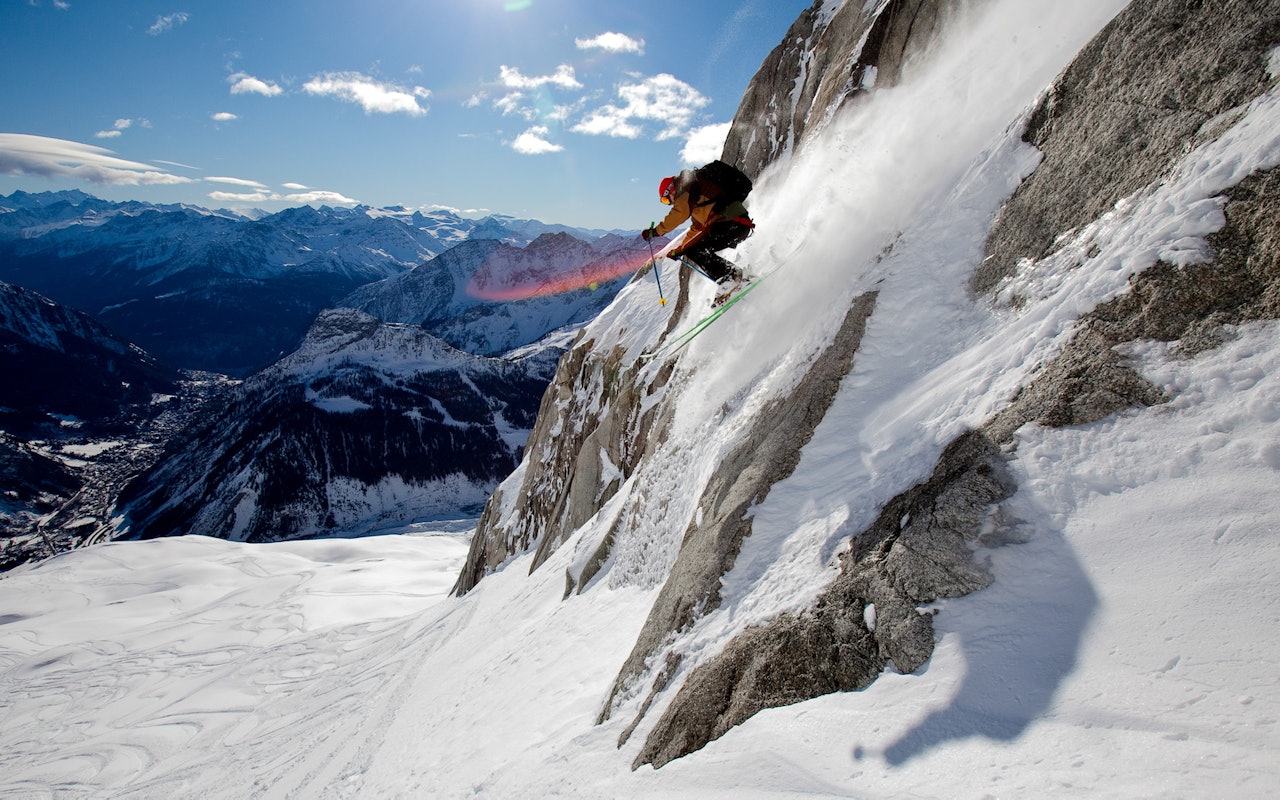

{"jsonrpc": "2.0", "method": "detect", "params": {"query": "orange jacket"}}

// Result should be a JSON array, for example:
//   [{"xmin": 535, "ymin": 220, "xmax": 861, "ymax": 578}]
[{"xmin": 653, "ymin": 170, "xmax": 719, "ymax": 251}]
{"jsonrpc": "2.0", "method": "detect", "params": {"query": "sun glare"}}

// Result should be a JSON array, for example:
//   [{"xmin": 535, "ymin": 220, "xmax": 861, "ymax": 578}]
[{"xmin": 465, "ymin": 247, "xmax": 652, "ymax": 302}]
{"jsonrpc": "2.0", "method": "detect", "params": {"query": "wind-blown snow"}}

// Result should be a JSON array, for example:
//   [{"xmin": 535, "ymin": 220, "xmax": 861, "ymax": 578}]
[{"xmin": 3, "ymin": 0, "xmax": 1279, "ymax": 796}]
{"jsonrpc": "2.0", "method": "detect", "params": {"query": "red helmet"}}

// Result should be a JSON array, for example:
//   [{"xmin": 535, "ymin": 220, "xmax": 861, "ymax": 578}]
[{"xmin": 659, "ymin": 176, "xmax": 676, "ymax": 205}]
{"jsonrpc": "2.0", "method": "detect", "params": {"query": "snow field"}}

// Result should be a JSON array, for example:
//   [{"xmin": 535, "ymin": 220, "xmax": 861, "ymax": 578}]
[{"xmin": 0, "ymin": 525, "xmax": 473, "ymax": 797}]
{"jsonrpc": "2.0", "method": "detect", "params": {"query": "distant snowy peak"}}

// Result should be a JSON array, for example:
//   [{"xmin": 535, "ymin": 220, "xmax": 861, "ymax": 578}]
[
  {"xmin": 0, "ymin": 190, "xmax": 633, "ymax": 289},
  {"xmin": 341, "ymin": 239, "xmax": 501, "ymax": 325},
  {"xmin": 350, "ymin": 231, "xmax": 649, "ymax": 319},
  {"xmin": 0, "ymin": 190, "xmax": 626, "ymax": 260},
  {"xmin": 342, "ymin": 229, "xmax": 657, "ymax": 356},
  {"xmin": 0, "ymin": 190, "xmax": 635, "ymax": 374},
  {"xmin": 0, "ymin": 188, "xmax": 99, "ymax": 211},
  {"xmin": 269, "ymin": 308, "xmax": 475, "ymax": 381}
]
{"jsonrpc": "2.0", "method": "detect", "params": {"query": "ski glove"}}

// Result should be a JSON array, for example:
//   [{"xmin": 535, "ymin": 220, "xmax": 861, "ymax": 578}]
[{"xmin": 641, "ymin": 227, "xmax": 656, "ymax": 241}]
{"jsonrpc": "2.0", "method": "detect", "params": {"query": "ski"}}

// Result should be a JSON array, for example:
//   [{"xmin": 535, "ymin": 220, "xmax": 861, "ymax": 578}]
[{"xmin": 639, "ymin": 268, "xmax": 772, "ymax": 362}]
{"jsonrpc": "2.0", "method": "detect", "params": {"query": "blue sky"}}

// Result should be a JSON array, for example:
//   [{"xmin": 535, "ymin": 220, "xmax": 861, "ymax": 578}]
[{"xmin": 0, "ymin": 0, "xmax": 814, "ymax": 229}]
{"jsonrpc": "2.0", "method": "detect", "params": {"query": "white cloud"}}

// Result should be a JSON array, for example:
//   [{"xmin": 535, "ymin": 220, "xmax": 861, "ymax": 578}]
[
  {"xmin": 207, "ymin": 190, "xmax": 272, "ymax": 203},
  {"xmin": 147, "ymin": 12, "xmax": 189, "ymax": 36},
  {"xmin": 575, "ymin": 32, "xmax": 645, "ymax": 55},
  {"xmin": 494, "ymin": 92, "xmax": 535, "ymax": 120},
  {"xmin": 94, "ymin": 118, "xmax": 133, "ymax": 139},
  {"xmin": 510, "ymin": 126, "xmax": 563, "ymax": 155},
  {"xmin": 485, "ymin": 66, "xmax": 585, "ymax": 123},
  {"xmin": 155, "ymin": 159, "xmax": 199, "ymax": 171},
  {"xmin": 281, "ymin": 182, "xmax": 309, "ymax": 190},
  {"xmin": 303, "ymin": 72, "xmax": 430, "ymax": 116},
  {"xmin": 499, "ymin": 64, "xmax": 582, "ymax": 91},
  {"xmin": 205, "ymin": 176, "xmax": 267, "ymax": 189},
  {"xmin": 571, "ymin": 106, "xmax": 641, "ymax": 139},
  {"xmin": 572, "ymin": 74, "xmax": 709, "ymax": 141},
  {"xmin": 546, "ymin": 103, "xmax": 578, "ymax": 122},
  {"xmin": 680, "ymin": 122, "xmax": 732, "ymax": 165},
  {"xmin": 285, "ymin": 189, "xmax": 359, "ymax": 205},
  {"xmin": 229, "ymin": 72, "xmax": 283, "ymax": 97},
  {"xmin": 211, "ymin": 112, "xmax": 238, "ymax": 122},
  {"xmin": 208, "ymin": 187, "xmax": 359, "ymax": 206},
  {"xmin": 0, "ymin": 133, "xmax": 192, "ymax": 186}
]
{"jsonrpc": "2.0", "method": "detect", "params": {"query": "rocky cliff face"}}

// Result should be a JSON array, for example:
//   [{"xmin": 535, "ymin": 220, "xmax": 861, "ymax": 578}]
[
  {"xmin": 721, "ymin": 0, "xmax": 960, "ymax": 179},
  {"xmin": 976, "ymin": 0, "xmax": 1280, "ymax": 294},
  {"xmin": 453, "ymin": 0, "xmax": 1280, "ymax": 769}
]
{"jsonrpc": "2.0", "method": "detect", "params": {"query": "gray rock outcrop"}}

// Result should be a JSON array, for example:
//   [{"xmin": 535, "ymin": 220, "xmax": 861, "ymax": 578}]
[
  {"xmin": 723, "ymin": 0, "xmax": 963, "ymax": 178},
  {"xmin": 975, "ymin": 0, "xmax": 1280, "ymax": 293}
]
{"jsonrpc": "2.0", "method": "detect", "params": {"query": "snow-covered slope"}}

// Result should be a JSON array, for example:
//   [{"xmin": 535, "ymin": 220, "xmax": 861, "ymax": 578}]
[{"xmin": 2, "ymin": 0, "xmax": 1280, "ymax": 797}]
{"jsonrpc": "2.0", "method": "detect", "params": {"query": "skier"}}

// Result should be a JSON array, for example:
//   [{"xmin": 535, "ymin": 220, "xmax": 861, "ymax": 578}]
[{"xmin": 642, "ymin": 160, "xmax": 755, "ymax": 303}]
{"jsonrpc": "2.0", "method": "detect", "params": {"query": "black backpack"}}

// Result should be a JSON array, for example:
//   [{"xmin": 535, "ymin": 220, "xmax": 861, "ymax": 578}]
[{"xmin": 694, "ymin": 160, "xmax": 752, "ymax": 212}]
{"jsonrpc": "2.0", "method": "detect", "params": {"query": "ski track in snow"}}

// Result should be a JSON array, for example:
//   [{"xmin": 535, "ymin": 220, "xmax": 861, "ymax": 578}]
[{"xmin": 4, "ymin": 0, "xmax": 1280, "ymax": 796}]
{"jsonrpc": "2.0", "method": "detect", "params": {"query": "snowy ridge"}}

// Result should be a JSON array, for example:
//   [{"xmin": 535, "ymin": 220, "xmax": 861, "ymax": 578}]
[
  {"xmin": 2, "ymin": 0, "xmax": 1280, "ymax": 796},
  {"xmin": 0, "ymin": 191, "xmax": 621, "ymax": 275},
  {"xmin": 0, "ymin": 192, "xmax": 630, "ymax": 374},
  {"xmin": 342, "ymin": 231, "xmax": 657, "ymax": 356}
]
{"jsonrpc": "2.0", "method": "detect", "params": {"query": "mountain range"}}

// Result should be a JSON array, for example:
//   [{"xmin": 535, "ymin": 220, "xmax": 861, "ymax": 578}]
[
  {"xmin": 1, "ymin": 193, "xmax": 656, "ymax": 567},
  {"xmin": 0, "ymin": 190, "xmax": 629, "ymax": 376}
]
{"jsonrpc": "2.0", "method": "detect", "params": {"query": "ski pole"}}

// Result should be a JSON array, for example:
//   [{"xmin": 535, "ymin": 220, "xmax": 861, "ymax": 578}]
[
  {"xmin": 677, "ymin": 256, "xmax": 713, "ymax": 282},
  {"xmin": 647, "ymin": 222, "xmax": 666, "ymax": 306}
]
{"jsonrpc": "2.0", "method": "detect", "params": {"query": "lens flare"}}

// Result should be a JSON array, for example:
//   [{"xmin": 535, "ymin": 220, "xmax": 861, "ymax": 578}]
[{"xmin": 465, "ymin": 247, "xmax": 654, "ymax": 302}]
